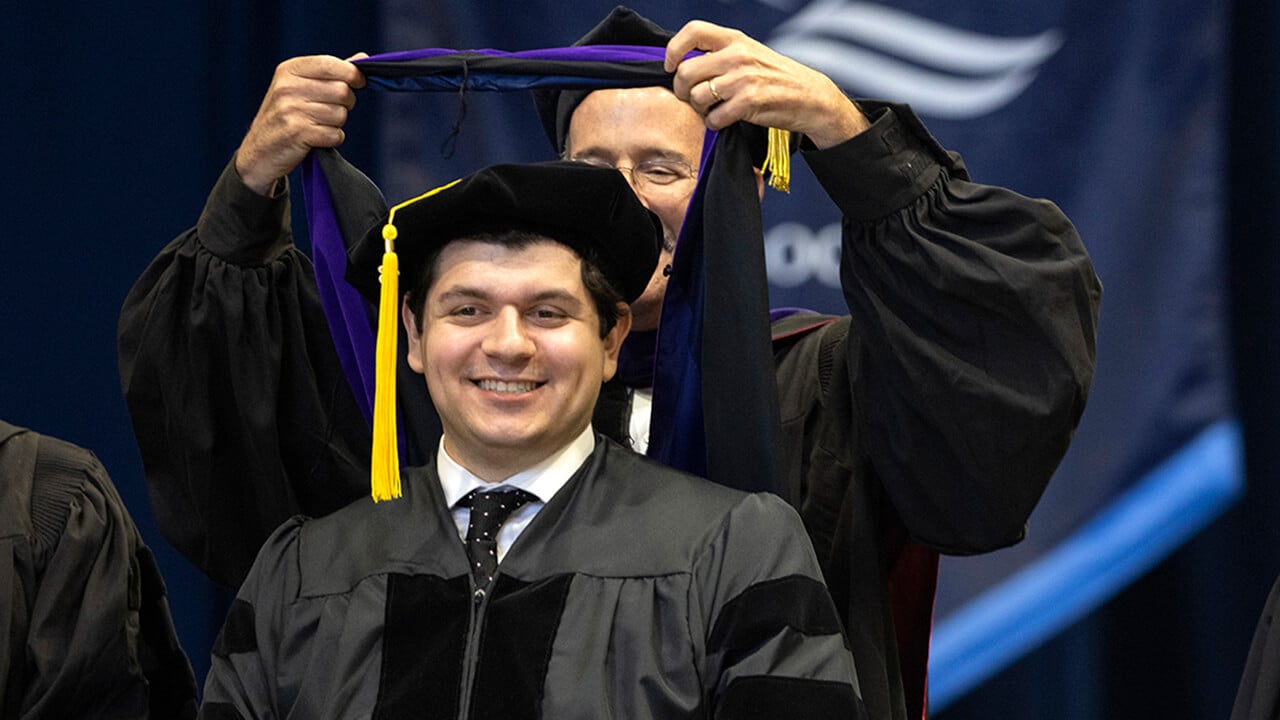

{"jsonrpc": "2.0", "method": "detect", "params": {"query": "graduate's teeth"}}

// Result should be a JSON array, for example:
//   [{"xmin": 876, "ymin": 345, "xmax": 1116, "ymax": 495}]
[{"xmin": 479, "ymin": 380, "xmax": 536, "ymax": 393}]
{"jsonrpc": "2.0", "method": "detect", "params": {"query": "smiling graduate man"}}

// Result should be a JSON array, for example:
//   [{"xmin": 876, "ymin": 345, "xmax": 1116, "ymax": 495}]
[{"xmin": 197, "ymin": 161, "xmax": 865, "ymax": 720}]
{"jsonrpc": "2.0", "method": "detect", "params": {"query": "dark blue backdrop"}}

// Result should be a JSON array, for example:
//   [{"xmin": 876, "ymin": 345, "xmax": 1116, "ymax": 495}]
[{"xmin": 3, "ymin": 2, "xmax": 1278, "ymax": 717}]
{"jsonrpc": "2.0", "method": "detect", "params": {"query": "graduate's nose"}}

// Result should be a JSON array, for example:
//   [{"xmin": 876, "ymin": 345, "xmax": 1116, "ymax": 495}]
[{"xmin": 480, "ymin": 307, "xmax": 535, "ymax": 361}]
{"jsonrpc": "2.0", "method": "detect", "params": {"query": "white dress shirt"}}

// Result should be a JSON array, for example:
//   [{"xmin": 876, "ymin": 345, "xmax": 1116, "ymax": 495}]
[
  {"xmin": 436, "ymin": 426, "xmax": 595, "ymax": 562},
  {"xmin": 629, "ymin": 387, "xmax": 653, "ymax": 454}
]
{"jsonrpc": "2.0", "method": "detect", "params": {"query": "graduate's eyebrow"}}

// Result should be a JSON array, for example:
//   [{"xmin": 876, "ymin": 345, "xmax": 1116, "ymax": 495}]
[
  {"xmin": 526, "ymin": 289, "xmax": 585, "ymax": 309},
  {"xmin": 434, "ymin": 286, "xmax": 585, "ymax": 310},
  {"xmin": 434, "ymin": 286, "xmax": 488, "ymax": 304}
]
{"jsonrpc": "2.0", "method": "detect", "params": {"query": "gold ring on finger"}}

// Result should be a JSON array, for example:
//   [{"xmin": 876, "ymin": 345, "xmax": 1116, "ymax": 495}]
[{"xmin": 708, "ymin": 78, "xmax": 724, "ymax": 103}]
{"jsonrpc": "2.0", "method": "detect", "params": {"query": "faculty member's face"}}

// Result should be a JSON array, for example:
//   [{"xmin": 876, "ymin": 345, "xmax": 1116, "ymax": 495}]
[
  {"xmin": 566, "ymin": 87, "xmax": 706, "ymax": 332},
  {"xmin": 403, "ymin": 239, "xmax": 629, "ymax": 478}
]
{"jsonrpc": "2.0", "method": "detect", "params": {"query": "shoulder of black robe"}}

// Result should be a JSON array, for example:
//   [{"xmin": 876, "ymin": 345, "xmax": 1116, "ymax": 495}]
[
  {"xmin": 0, "ymin": 421, "xmax": 198, "ymax": 719},
  {"xmin": 1232, "ymin": 575, "xmax": 1280, "ymax": 720}
]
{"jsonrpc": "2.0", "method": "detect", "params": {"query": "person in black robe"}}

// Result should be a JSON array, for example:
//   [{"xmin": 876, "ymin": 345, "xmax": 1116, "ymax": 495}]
[
  {"xmin": 119, "ymin": 8, "xmax": 1101, "ymax": 720},
  {"xmin": 0, "ymin": 420, "xmax": 197, "ymax": 719},
  {"xmin": 198, "ymin": 161, "xmax": 865, "ymax": 720},
  {"xmin": 1232, "ymin": 575, "xmax": 1280, "ymax": 719}
]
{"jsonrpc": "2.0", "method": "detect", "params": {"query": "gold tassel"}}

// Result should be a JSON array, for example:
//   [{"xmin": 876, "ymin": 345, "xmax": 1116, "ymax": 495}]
[
  {"xmin": 370, "ymin": 225, "xmax": 402, "ymax": 502},
  {"xmin": 761, "ymin": 127, "xmax": 792, "ymax": 193},
  {"xmin": 368, "ymin": 178, "xmax": 463, "ymax": 502}
]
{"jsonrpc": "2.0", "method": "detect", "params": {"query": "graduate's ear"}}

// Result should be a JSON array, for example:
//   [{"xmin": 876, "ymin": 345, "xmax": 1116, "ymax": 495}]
[
  {"xmin": 753, "ymin": 166, "xmax": 766, "ymax": 201},
  {"xmin": 601, "ymin": 303, "xmax": 632, "ymax": 382},
  {"xmin": 401, "ymin": 296, "xmax": 425, "ymax": 374}
]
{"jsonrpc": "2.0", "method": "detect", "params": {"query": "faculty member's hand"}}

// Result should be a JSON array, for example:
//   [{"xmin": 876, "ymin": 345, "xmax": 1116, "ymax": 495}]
[
  {"xmin": 234, "ymin": 53, "xmax": 368, "ymax": 196},
  {"xmin": 664, "ymin": 21, "xmax": 868, "ymax": 149}
]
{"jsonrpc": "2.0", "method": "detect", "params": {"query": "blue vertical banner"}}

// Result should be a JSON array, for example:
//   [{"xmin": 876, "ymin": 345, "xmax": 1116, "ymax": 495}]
[{"xmin": 374, "ymin": 0, "xmax": 1233, "ymax": 709}]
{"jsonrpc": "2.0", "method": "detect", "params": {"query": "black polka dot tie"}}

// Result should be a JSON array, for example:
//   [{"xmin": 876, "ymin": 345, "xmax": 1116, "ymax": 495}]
[{"xmin": 458, "ymin": 488, "xmax": 538, "ymax": 591}]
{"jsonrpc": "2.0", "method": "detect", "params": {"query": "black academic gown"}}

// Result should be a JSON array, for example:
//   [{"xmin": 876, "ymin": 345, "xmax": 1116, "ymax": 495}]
[
  {"xmin": 119, "ymin": 102, "xmax": 1100, "ymax": 720},
  {"xmin": 198, "ymin": 438, "xmax": 864, "ymax": 720},
  {"xmin": 1232, "ymin": 575, "xmax": 1280, "ymax": 720},
  {"xmin": 0, "ymin": 421, "xmax": 197, "ymax": 720}
]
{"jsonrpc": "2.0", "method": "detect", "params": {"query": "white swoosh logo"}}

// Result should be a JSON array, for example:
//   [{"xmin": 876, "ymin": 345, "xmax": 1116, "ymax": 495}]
[{"xmin": 769, "ymin": 0, "xmax": 1063, "ymax": 118}]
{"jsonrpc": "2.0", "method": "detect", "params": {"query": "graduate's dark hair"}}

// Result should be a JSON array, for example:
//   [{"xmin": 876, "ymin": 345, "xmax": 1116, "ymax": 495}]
[{"xmin": 404, "ymin": 231, "xmax": 627, "ymax": 339}]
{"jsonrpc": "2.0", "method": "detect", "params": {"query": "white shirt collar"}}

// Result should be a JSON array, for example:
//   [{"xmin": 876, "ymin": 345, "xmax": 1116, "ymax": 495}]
[{"xmin": 436, "ymin": 426, "xmax": 596, "ymax": 508}]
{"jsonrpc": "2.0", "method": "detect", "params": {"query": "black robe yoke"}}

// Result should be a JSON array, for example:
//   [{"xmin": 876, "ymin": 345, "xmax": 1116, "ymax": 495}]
[{"xmin": 199, "ymin": 439, "xmax": 863, "ymax": 720}]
